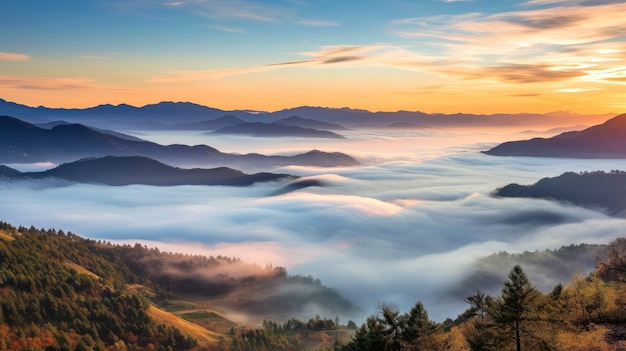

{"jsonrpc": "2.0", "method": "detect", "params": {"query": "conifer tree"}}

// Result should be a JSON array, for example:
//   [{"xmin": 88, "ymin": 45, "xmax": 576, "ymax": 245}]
[{"xmin": 492, "ymin": 265, "xmax": 540, "ymax": 351}]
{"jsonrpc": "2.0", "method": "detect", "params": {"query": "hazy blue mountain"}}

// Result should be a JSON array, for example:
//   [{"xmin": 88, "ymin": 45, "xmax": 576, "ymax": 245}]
[
  {"xmin": 211, "ymin": 122, "xmax": 345, "ymax": 138},
  {"xmin": 167, "ymin": 115, "xmax": 247, "ymax": 130},
  {"xmin": 35, "ymin": 120, "xmax": 145, "ymax": 141},
  {"xmin": 493, "ymin": 171, "xmax": 626, "ymax": 216},
  {"xmin": 0, "ymin": 165, "xmax": 22, "ymax": 178},
  {"xmin": 1, "ymin": 98, "xmax": 613, "ymax": 130},
  {"xmin": 520, "ymin": 125, "xmax": 588, "ymax": 136},
  {"xmin": 484, "ymin": 114, "xmax": 626, "ymax": 158},
  {"xmin": 3, "ymin": 156, "xmax": 294, "ymax": 186},
  {"xmin": 274, "ymin": 116, "xmax": 349, "ymax": 130},
  {"xmin": 384, "ymin": 122, "xmax": 421, "ymax": 129},
  {"xmin": 0, "ymin": 116, "xmax": 359, "ymax": 169},
  {"xmin": 0, "ymin": 98, "xmax": 252, "ymax": 124}
]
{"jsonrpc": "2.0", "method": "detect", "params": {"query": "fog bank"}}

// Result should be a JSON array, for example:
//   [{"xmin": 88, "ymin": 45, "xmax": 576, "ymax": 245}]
[{"xmin": 3, "ymin": 130, "xmax": 626, "ymax": 321}]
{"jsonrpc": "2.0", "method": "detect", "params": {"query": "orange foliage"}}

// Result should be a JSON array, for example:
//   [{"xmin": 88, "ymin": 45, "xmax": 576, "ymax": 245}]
[{"xmin": 556, "ymin": 326, "xmax": 610, "ymax": 351}]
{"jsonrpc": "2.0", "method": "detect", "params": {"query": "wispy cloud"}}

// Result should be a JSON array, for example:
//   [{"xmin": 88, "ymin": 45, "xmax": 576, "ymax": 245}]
[
  {"xmin": 557, "ymin": 87, "xmax": 603, "ymax": 93},
  {"xmin": 151, "ymin": 1, "xmax": 626, "ymax": 91},
  {"xmin": 150, "ymin": 65, "xmax": 276, "ymax": 83},
  {"xmin": 150, "ymin": 44, "xmax": 406, "ymax": 82},
  {"xmin": 0, "ymin": 75, "xmax": 124, "ymax": 92},
  {"xmin": 474, "ymin": 64, "xmax": 584, "ymax": 83},
  {"xmin": 0, "ymin": 52, "xmax": 30, "ymax": 61},
  {"xmin": 524, "ymin": 0, "xmax": 624, "ymax": 5},
  {"xmin": 389, "ymin": 2, "xmax": 626, "ymax": 85},
  {"xmin": 115, "ymin": 0, "xmax": 288, "ymax": 22},
  {"xmin": 165, "ymin": 0, "xmax": 287, "ymax": 22},
  {"xmin": 296, "ymin": 19, "xmax": 339, "ymax": 27},
  {"xmin": 206, "ymin": 24, "xmax": 246, "ymax": 33}
]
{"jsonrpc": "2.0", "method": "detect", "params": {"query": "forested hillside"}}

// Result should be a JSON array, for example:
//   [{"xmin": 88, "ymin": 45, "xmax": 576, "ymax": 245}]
[
  {"xmin": 0, "ymin": 222, "xmax": 357, "ymax": 350},
  {"xmin": 0, "ymin": 222, "xmax": 196, "ymax": 350},
  {"xmin": 4, "ymin": 220, "xmax": 626, "ymax": 350}
]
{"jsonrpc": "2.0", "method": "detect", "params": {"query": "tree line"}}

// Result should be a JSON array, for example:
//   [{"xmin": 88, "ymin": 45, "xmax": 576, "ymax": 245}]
[{"xmin": 335, "ymin": 238, "xmax": 626, "ymax": 350}]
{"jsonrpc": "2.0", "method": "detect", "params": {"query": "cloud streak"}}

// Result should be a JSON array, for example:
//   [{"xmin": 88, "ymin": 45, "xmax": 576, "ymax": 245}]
[
  {"xmin": 150, "ymin": 44, "xmax": 441, "ymax": 82},
  {"xmin": 0, "ymin": 52, "xmax": 30, "ymax": 61},
  {"xmin": 0, "ymin": 75, "xmax": 124, "ymax": 91},
  {"xmin": 150, "ymin": 0, "xmax": 626, "ymax": 94},
  {"xmin": 296, "ymin": 19, "xmax": 339, "ymax": 27},
  {"xmin": 157, "ymin": 0, "xmax": 287, "ymax": 22},
  {"xmin": 390, "ymin": 2, "xmax": 626, "ymax": 85}
]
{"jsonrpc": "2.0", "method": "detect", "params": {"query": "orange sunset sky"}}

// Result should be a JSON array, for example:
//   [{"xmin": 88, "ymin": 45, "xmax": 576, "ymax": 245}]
[{"xmin": 1, "ymin": 0, "xmax": 625, "ymax": 114}]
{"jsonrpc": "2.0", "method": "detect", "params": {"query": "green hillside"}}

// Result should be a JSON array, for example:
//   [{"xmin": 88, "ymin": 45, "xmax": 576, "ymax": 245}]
[{"xmin": 0, "ymin": 222, "xmax": 356, "ymax": 351}]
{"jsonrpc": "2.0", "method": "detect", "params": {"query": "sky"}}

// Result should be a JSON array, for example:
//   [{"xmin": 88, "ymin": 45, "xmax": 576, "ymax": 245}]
[{"xmin": 1, "ymin": 0, "xmax": 626, "ymax": 113}]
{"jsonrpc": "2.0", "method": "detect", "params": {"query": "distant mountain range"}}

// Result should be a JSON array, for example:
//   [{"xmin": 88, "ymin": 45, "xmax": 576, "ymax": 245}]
[
  {"xmin": 493, "ymin": 171, "xmax": 626, "ymax": 216},
  {"xmin": 35, "ymin": 120, "xmax": 145, "ymax": 141},
  {"xmin": 211, "ymin": 122, "xmax": 345, "ymax": 138},
  {"xmin": 0, "ymin": 116, "xmax": 359, "ymax": 169},
  {"xmin": 138, "ymin": 115, "xmax": 247, "ymax": 131},
  {"xmin": 158, "ymin": 115, "xmax": 349, "ymax": 132},
  {"xmin": 0, "ymin": 156, "xmax": 294, "ymax": 186},
  {"xmin": 274, "ymin": 116, "xmax": 349, "ymax": 130},
  {"xmin": 0, "ymin": 98, "xmax": 613, "ymax": 130},
  {"xmin": 484, "ymin": 114, "xmax": 626, "ymax": 158}
]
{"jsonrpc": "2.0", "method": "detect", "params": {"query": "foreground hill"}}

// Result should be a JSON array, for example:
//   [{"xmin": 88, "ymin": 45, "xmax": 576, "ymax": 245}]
[
  {"xmin": 0, "ymin": 156, "xmax": 294, "ymax": 186},
  {"xmin": 493, "ymin": 170, "xmax": 626, "ymax": 216},
  {"xmin": 0, "ymin": 222, "xmax": 359, "ymax": 350},
  {"xmin": 484, "ymin": 113, "xmax": 626, "ymax": 158},
  {"xmin": 211, "ymin": 122, "xmax": 345, "ymax": 139},
  {"xmin": 0, "ymin": 116, "xmax": 359, "ymax": 169}
]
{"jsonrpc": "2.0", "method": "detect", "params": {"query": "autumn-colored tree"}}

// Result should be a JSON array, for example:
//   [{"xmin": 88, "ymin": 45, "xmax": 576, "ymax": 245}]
[
  {"xmin": 460, "ymin": 290, "xmax": 500, "ymax": 351},
  {"xmin": 596, "ymin": 237, "xmax": 626, "ymax": 282}
]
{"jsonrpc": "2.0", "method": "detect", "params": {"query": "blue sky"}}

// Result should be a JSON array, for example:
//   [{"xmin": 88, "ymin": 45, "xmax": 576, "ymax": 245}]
[{"xmin": 1, "ymin": 0, "xmax": 625, "ymax": 113}]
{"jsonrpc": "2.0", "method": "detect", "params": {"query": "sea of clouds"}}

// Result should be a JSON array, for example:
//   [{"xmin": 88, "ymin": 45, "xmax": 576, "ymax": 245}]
[{"xmin": 3, "ymin": 129, "xmax": 626, "ymax": 321}]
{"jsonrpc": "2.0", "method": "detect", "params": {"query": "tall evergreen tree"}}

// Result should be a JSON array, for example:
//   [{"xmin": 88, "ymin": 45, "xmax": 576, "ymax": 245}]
[{"xmin": 492, "ymin": 265, "xmax": 540, "ymax": 351}]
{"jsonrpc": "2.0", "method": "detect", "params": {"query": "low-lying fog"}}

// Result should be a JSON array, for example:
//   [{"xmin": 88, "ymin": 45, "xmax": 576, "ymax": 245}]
[{"xmin": 3, "ymin": 128, "xmax": 626, "ymax": 321}]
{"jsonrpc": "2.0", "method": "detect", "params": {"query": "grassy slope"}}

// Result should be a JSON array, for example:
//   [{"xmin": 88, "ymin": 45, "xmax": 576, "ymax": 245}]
[{"xmin": 147, "ymin": 305, "xmax": 224, "ymax": 346}]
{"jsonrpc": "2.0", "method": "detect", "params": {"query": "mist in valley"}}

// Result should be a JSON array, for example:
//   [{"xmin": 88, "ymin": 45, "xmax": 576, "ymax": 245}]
[{"xmin": 2, "ymin": 128, "xmax": 626, "ymax": 322}]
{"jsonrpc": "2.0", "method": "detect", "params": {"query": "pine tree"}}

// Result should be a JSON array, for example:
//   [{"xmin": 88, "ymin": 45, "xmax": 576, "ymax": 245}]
[{"xmin": 492, "ymin": 265, "xmax": 540, "ymax": 351}]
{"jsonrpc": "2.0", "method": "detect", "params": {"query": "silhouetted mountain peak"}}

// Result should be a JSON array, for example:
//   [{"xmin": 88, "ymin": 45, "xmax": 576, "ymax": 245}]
[
  {"xmin": 212, "ymin": 122, "xmax": 345, "ymax": 138},
  {"xmin": 10, "ymin": 155, "xmax": 294, "ymax": 186},
  {"xmin": 0, "ymin": 115, "xmax": 37, "ymax": 129},
  {"xmin": 600, "ymin": 113, "xmax": 626, "ymax": 126},
  {"xmin": 484, "ymin": 113, "xmax": 626, "ymax": 158},
  {"xmin": 494, "ymin": 170, "xmax": 626, "ymax": 216},
  {"xmin": 0, "ymin": 165, "xmax": 21, "ymax": 178}
]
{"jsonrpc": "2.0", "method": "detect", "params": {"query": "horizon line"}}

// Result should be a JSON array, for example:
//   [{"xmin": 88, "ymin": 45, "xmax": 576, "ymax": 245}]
[{"xmin": 1, "ymin": 97, "xmax": 617, "ymax": 117}]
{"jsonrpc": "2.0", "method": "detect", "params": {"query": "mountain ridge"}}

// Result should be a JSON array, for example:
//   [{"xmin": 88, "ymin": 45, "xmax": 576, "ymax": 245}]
[
  {"xmin": 0, "ymin": 115, "xmax": 360, "ymax": 169},
  {"xmin": 211, "ymin": 122, "xmax": 345, "ymax": 138},
  {"xmin": 493, "ymin": 170, "xmax": 626, "ymax": 216},
  {"xmin": 1, "ymin": 155, "xmax": 295, "ymax": 186},
  {"xmin": 484, "ymin": 113, "xmax": 626, "ymax": 158},
  {"xmin": 1, "ymin": 97, "xmax": 614, "ymax": 129}
]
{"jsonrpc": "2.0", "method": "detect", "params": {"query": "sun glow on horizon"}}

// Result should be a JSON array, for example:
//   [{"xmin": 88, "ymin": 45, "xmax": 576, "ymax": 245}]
[{"xmin": 1, "ymin": 1, "xmax": 625, "ymax": 114}]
